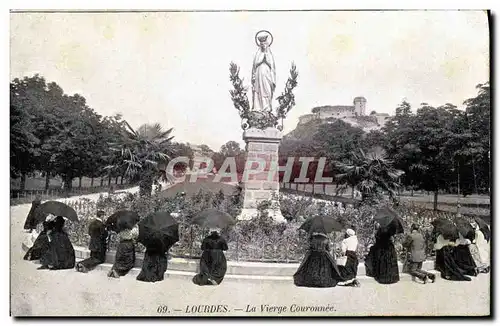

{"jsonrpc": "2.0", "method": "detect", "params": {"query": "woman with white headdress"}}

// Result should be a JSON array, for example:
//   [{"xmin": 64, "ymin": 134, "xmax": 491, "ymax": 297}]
[
  {"xmin": 192, "ymin": 227, "xmax": 228, "ymax": 286},
  {"xmin": 468, "ymin": 221, "xmax": 490, "ymax": 273},
  {"xmin": 337, "ymin": 228, "xmax": 361, "ymax": 287}
]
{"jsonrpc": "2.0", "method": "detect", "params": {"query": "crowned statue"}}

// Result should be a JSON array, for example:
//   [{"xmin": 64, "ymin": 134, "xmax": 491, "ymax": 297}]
[{"xmin": 251, "ymin": 30, "xmax": 276, "ymax": 112}]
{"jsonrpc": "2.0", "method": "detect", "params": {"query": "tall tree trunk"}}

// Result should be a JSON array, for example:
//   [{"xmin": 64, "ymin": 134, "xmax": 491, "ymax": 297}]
[
  {"xmin": 64, "ymin": 176, "xmax": 73, "ymax": 193},
  {"xmin": 100, "ymin": 177, "xmax": 104, "ymax": 187},
  {"xmin": 433, "ymin": 190, "xmax": 439, "ymax": 211},
  {"xmin": 78, "ymin": 176, "xmax": 83, "ymax": 188},
  {"xmin": 108, "ymin": 175, "xmax": 112, "ymax": 186},
  {"xmin": 90, "ymin": 176, "xmax": 94, "ymax": 187},
  {"xmin": 120, "ymin": 176, "xmax": 124, "ymax": 185},
  {"xmin": 45, "ymin": 173, "xmax": 50, "ymax": 191},
  {"xmin": 20, "ymin": 174, "xmax": 27, "ymax": 192},
  {"xmin": 351, "ymin": 186, "xmax": 355, "ymax": 199},
  {"xmin": 411, "ymin": 188, "xmax": 414, "ymax": 197},
  {"xmin": 115, "ymin": 176, "xmax": 119, "ymax": 184}
]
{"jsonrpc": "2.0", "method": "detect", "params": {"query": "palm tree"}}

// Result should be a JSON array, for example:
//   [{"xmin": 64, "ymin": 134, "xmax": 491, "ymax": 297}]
[
  {"xmin": 334, "ymin": 149, "xmax": 404, "ymax": 203},
  {"xmin": 107, "ymin": 122, "xmax": 176, "ymax": 197}
]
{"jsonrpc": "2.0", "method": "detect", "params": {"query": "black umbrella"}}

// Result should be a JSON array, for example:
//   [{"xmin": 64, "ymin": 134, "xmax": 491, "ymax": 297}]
[
  {"xmin": 192, "ymin": 208, "xmax": 236, "ymax": 229},
  {"xmin": 455, "ymin": 216, "xmax": 475, "ymax": 241},
  {"xmin": 106, "ymin": 210, "xmax": 140, "ymax": 232},
  {"xmin": 34, "ymin": 201, "xmax": 78, "ymax": 223},
  {"xmin": 431, "ymin": 218, "xmax": 460, "ymax": 241},
  {"xmin": 374, "ymin": 206, "xmax": 404, "ymax": 234},
  {"xmin": 138, "ymin": 211, "xmax": 179, "ymax": 250},
  {"xmin": 299, "ymin": 216, "xmax": 343, "ymax": 235}
]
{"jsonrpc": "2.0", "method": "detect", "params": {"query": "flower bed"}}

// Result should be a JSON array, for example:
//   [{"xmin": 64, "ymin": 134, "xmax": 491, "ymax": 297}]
[{"xmin": 64, "ymin": 189, "xmax": 479, "ymax": 263}]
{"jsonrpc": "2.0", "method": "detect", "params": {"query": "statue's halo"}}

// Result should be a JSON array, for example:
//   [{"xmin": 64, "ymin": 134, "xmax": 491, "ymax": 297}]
[{"xmin": 255, "ymin": 30, "xmax": 273, "ymax": 47}]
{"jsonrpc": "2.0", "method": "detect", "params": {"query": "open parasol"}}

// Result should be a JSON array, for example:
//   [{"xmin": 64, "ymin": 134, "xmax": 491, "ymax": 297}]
[
  {"xmin": 299, "ymin": 216, "xmax": 343, "ymax": 235},
  {"xmin": 192, "ymin": 208, "xmax": 236, "ymax": 229},
  {"xmin": 431, "ymin": 218, "xmax": 460, "ymax": 241},
  {"xmin": 374, "ymin": 206, "xmax": 404, "ymax": 234},
  {"xmin": 138, "ymin": 211, "xmax": 179, "ymax": 251},
  {"xmin": 105, "ymin": 210, "xmax": 140, "ymax": 232},
  {"xmin": 34, "ymin": 201, "xmax": 78, "ymax": 223}
]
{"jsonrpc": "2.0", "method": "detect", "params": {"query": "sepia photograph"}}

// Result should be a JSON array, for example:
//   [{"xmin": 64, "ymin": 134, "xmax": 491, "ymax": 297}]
[{"xmin": 9, "ymin": 8, "xmax": 491, "ymax": 317}]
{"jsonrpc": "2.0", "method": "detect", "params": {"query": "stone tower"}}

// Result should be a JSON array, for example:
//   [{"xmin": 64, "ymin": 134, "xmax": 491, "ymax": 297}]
[{"xmin": 353, "ymin": 96, "xmax": 367, "ymax": 116}]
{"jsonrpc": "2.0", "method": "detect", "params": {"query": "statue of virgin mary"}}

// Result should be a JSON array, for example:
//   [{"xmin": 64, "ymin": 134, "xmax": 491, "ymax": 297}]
[{"xmin": 251, "ymin": 31, "xmax": 276, "ymax": 112}]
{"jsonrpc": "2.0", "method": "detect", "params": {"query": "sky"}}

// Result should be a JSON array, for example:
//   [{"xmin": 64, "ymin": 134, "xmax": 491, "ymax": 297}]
[{"xmin": 10, "ymin": 10, "xmax": 489, "ymax": 150}]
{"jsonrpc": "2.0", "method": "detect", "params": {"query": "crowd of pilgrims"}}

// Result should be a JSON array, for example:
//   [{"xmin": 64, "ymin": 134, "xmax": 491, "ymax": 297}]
[{"xmin": 22, "ymin": 198, "xmax": 490, "ymax": 288}]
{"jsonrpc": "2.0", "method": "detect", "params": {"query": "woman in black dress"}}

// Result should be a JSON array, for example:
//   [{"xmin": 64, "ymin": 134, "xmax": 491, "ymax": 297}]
[
  {"xmin": 108, "ymin": 226, "xmax": 138, "ymax": 278},
  {"xmin": 23, "ymin": 196, "xmax": 41, "ymax": 232},
  {"xmin": 293, "ymin": 233, "xmax": 345, "ymax": 288},
  {"xmin": 192, "ymin": 229, "xmax": 229, "ymax": 286},
  {"xmin": 38, "ymin": 216, "xmax": 75, "ymax": 270},
  {"xmin": 24, "ymin": 220, "xmax": 51, "ymax": 261},
  {"xmin": 76, "ymin": 211, "xmax": 109, "ymax": 273},
  {"xmin": 434, "ymin": 233, "xmax": 471, "ymax": 281},
  {"xmin": 453, "ymin": 234, "xmax": 478, "ymax": 277},
  {"xmin": 136, "ymin": 238, "xmax": 173, "ymax": 283},
  {"xmin": 364, "ymin": 222, "xmax": 400, "ymax": 284}
]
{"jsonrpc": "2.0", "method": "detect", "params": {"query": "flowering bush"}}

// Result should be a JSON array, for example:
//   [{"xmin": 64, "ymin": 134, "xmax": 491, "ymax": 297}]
[{"xmin": 65, "ymin": 189, "xmax": 477, "ymax": 263}]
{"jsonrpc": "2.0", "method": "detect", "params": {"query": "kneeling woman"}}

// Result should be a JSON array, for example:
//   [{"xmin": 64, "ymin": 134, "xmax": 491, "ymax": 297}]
[
  {"xmin": 108, "ymin": 226, "xmax": 138, "ymax": 278},
  {"xmin": 192, "ymin": 228, "xmax": 228, "ymax": 286},
  {"xmin": 39, "ymin": 216, "xmax": 75, "ymax": 270},
  {"xmin": 24, "ymin": 220, "xmax": 51, "ymax": 261},
  {"xmin": 293, "ymin": 233, "xmax": 344, "ymax": 288},
  {"xmin": 434, "ymin": 233, "xmax": 471, "ymax": 281},
  {"xmin": 137, "ymin": 238, "xmax": 174, "ymax": 283},
  {"xmin": 364, "ymin": 222, "xmax": 399, "ymax": 284},
  {"xmin": 76, "ymin": 211, "xmax": 109, "ymax": 273}
]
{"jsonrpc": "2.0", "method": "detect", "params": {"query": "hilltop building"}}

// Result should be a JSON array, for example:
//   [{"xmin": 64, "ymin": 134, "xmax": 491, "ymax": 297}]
[{"xmin": 297, "ymin": 97, "xmax": 392, "ymax": 130}]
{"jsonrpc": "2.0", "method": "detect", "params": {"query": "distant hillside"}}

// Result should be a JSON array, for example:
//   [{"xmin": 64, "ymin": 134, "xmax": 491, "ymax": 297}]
[{"xmin": 284, "ymin": 116, "xmax": 382, "ymax": 141}]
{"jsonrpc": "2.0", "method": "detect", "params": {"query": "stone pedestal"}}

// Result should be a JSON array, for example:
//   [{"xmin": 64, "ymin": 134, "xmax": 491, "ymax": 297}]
[{"xmin": 237, "ymin": 127, "xmax": 285, "ymax": 222}]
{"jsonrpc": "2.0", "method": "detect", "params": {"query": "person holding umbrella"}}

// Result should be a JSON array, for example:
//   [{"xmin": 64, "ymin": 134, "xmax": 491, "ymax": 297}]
[
  {"xmin": 76, "ymin": 210, "xmax": 109, "ymax": 273},
  {"xmin": 107, "ymin": 210, "xmax": 140, "ymax": 278},
  {"xmin": 364, "ymin": 207, "xmax": 402, "ymax": 285},
  {"xmin": 136, "ymin": 211, "xmax": 179, "ymax": 283},
  {"xmin": 191, "ymin": 209, "xmax": 233, "ymax": 286},
  {"xmin": 432, "ymin": 218, "xmax": 471, "ymax": 281},
  {"xmin": 38, "ymin": 215, "xmax": 76, "ymax": 270},
  {"xmin": 293, "ymin": 215, "xmax": 345, "ymax": 288}
]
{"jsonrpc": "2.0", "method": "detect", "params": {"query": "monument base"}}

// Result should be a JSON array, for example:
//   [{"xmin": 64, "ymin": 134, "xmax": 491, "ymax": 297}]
[
  {"xmin": 237, "ymin": 127, "xmax": 285, "ymax": 222},
  {"xmin": 237, "ymin": 208, "xmax": 285, "ymax": 222}
]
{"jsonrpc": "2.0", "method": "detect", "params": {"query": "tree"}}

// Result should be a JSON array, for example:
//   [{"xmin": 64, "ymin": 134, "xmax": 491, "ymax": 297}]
[
  {"xmin": 108, "ymin": 122, "xmax": 175, "ymax": 197},
  {"xmin": 463, "ymin": 82, "xmax": 491, "ymax": 194},
  {"xmin": 400, "ymin": 104, "xmax": 458, "ymax": 209},
  {"xmin": 334, "ymin": 149, "xmax": 404, "ymax": 203},
  {"xmin": 220, "ymin": 141, "xmax": 242, "ymax": 157},
  {"xmin": 363, "ymin": 130, "xmax": 386, "ymax": 154},
  {"xmin": 313, "ymin": 119, "xmax": 365, "ymax": 164}
]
